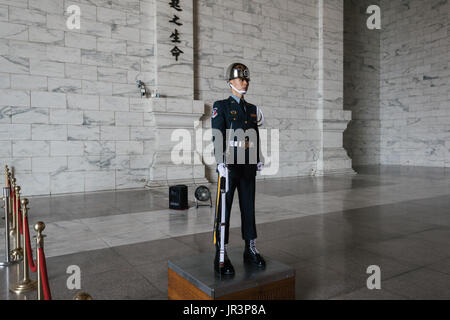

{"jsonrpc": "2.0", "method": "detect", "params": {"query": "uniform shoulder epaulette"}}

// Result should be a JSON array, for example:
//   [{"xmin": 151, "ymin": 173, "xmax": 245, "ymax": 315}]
[{"xmin": 213, "ymin": 99, "xmax": 228, "ymax": 108}]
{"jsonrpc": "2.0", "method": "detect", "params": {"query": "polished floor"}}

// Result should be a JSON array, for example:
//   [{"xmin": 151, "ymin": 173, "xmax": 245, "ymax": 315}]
[{"xmin": 1, "ymin": 165, "xmax": 450, "ymax": 299}]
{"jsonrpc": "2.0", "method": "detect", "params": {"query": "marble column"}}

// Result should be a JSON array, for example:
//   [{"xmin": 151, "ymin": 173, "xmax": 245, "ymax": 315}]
[
  {"xmin": 316, "ymin": 0, "xmax": 355, "ymax": 175},
  {"xmin": 144, "ymin": 0, "xmax": 207, "ymax": 187}
]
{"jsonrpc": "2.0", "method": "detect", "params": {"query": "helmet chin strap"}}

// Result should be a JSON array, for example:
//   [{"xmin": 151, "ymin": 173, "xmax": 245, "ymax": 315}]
[{"xmin": 229, "ymin": 82, "xmax": 246, "ymax": 95}]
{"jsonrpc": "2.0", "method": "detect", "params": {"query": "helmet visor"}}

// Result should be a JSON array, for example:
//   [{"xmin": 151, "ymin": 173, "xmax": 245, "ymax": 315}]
[{"xmin": 228, "ymin": 64, "xmax": 250, "ymax": 81}]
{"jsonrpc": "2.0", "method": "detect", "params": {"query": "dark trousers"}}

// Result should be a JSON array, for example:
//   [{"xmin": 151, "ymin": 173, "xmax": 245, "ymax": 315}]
[{"xmin": 215, "ymin": 165, "xmax": 257, "ymax": 247}]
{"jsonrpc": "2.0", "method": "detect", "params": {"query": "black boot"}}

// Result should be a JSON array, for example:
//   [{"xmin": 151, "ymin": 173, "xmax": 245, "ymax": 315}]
[
  {"xmin": 214, "ymin": 245, "xmax": 235, "ymax": 276},
  {"xmin": 243, "ymin": 239, "xmax": 266, "ymax": 268}
]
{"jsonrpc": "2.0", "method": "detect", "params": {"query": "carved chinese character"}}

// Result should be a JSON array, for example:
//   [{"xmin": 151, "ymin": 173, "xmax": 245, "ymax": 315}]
[
  {"xmin": 169, "ymin": 0, "xmax": 182, "ymax": 11},
  {"xmin": 171, "ymin": 46, "xmax": 184, "ymax": 61},
  {"xmin": 170, "ymin": 29, "xmax": 181, "ymax": 43},
  {"xmin": 169, "ymin": 14, "xmax": 183, "ymax": 26}
]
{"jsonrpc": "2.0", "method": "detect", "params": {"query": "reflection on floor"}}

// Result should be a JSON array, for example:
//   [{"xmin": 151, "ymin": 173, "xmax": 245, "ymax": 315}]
[{"xmin": 1, "ymin": 165, "xmax": 450, "ymax": 299}]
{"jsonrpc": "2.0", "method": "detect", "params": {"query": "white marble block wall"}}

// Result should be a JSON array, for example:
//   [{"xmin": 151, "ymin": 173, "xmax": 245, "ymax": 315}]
[
  {"xmin": 196, "ymin": 0, "xmax": 352, "ymax": 180},
  {"xmin": 0, "ymin": 0, "xmax": 157, "ymax": 195},
  {"xmin": 380, "ymin": 0, "xmax": 450, "ymax": 167},
  {"xmin": 0, "ymin": 0, "xmax": 359, "ymax": 196},
  {"xmin": 343, "ymin": 0, "xmax": 449, "ymax": 167}
]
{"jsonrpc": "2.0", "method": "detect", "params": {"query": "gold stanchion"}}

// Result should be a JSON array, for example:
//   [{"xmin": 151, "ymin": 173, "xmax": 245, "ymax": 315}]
[
  {"xmin": 10, "ymin": 185, "xmax": 23, "ymax": 262},
  {"xmin": 73, "ymin": 292, "xmax": 93, "ymax": 300},
  {"xmin": 1, "ymin": 178, "xmax": 14, "ymax": 267},
  {"xmin": 6, "ymin": 167, "xmax": 13, "ymax": 230},
  {"xmin": 3, "ymin": 166, "xmax": 7, "ymax": 196},
  {"xmin": 10, "ymin": 198, "xmax": 37, "ymax": 294},
  {"xmin": 34, "ymin": 222, "xmax": 46, "ymax": 300},
  {"xmin": 10, "ymin": 177, "xmax": 17, "ymax": 230}
]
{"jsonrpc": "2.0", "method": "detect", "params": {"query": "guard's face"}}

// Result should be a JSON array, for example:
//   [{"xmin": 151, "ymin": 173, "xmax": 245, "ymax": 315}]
[{"xmin": 230, "ymin": 77, "xmax": 249, "ymax": 92}]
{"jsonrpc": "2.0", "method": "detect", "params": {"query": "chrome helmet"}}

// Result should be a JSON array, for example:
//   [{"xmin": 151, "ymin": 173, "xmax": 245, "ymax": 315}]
[{"xmin": 226, "ymin": 63, "xmax": 250, "ymax": 82}]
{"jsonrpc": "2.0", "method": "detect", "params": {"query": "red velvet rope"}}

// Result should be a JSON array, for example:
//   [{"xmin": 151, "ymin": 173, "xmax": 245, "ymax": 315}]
[
  {"xmin": 38, "ymin": 247, "xmax": 52, "ymax": 300},
  {"xmin": 18, "ymin": 206, "xmax": 23, "ymax": 235},
  {"xmin": 23, "ymin": 215, "xmax": 37, "ymax": 273}
]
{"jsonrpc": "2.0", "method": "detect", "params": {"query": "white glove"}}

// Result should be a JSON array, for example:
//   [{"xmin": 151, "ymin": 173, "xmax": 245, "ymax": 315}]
[
  {"xmin": 257, "ymin": 162, "xmax": 264, "ymax": 171},
  {"xmin": 217, "ymin": 163, "xmax": 227, "ymax": 177},
  {"xmin": 256, "ymin": 106, "xmax": 264, "ymax": 126}
]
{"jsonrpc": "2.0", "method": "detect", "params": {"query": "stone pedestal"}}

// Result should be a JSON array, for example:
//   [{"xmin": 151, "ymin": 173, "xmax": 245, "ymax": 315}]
[
  {"xmin": 316, "ymin": 109, "xmax": 356, "ymax": 176},
  {"xmin": 168, "ymin": 250, "xmax": 295, "ymax": 300}
]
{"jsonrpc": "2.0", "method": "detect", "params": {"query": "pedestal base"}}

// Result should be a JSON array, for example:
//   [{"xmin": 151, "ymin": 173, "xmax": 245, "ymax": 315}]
[{"xmin": 168, "ymin": 250, "xmax": 295, "ymax": 300}]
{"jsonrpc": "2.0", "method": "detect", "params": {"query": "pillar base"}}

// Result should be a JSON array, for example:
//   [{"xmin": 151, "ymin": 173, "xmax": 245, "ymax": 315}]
[{"xmin": 314, "ymin": 167, "xmax": 356, "ymax": 176}]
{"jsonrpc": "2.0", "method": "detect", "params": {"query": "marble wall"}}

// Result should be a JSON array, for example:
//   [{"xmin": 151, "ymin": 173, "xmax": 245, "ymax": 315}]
[
  {"xmin": 344, "ymin": 0, "xmax": 450, "ymax": 167},
  {"xmin": 343, "ymin": 0, "xmax": 381, "ymax": 165},
  {"xmin": 379, "ymin": 0, "xmax": 450, "ymax": 167},
  {"xmin": 196, "ymin": 0, "xmax": 353, "ymax": 180},
  {"xmin": 0, "ymin": 0, "xmax": 156, "ymax": 195},
  {"xmin": 0, "ymin": 0, "xmax": 354, "ymax": 196},
  {"xmin": 196, "ymin": 0, "xmax": 321, "ymax": 181}
]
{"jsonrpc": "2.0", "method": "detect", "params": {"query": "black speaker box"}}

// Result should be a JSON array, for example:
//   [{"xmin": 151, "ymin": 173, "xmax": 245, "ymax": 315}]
[{"xmin": 169, "ymin": 185, "xmax": 188, "ymax": 210}]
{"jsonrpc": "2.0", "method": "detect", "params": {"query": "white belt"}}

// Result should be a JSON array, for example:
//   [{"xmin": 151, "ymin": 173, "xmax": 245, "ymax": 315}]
[{"xmin": 229, "ymin": 141, "xmax": 255, "ymax": 148}]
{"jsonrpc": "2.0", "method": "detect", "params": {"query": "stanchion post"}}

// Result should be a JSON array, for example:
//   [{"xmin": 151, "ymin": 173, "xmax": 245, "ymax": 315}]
[
  {"xmin": 10, "ymin": 177, "xmax": 16, "ymax": 231},
  {"xmin": 73, "ymin": 292, "xmax": 93, "ymax": 300},
  {"xmin": 10, "ymin": 186, "xmax": 23, "ymax": 262},
  {"xmin": 4, "ymin": 166, "xmax": 13, "ymax": 231},
  {"xmin": 0, "ymin": 187, "xmax": 14, "ymax": 267},
  {"xmin": 34, "ymin": 222, "xmax": 46, "ymax": 300},
  {"xmin": 4, "ymin": 165, "xmax": 8, "ymax": 185},
  {"xmin": 10, "ymin": 198, "xmax": 37, "ymax": 294}
]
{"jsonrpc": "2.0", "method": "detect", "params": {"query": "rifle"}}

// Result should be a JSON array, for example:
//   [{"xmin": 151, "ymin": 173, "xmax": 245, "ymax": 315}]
[{"xmin": 213, "ymin": 124, "xmax": 232, "ymax": 274}]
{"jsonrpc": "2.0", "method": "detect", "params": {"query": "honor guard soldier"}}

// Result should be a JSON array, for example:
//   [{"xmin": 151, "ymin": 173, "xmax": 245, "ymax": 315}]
[{"xmin": 211, "ymin": 63, "xmax": 265, "ymax": 276}]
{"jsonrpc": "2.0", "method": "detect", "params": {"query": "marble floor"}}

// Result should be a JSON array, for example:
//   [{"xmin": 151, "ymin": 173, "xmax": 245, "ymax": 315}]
[{"xmin": 1, "ymin": 165, "xmax": 450, "ymax": 299}]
